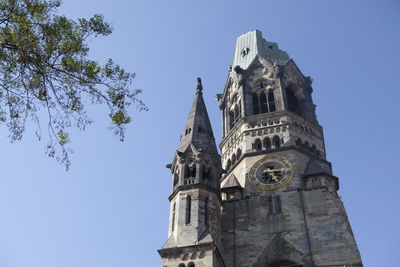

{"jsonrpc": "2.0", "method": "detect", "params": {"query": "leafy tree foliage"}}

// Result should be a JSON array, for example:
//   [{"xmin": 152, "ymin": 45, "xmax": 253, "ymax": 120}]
[{"xmin": 0, "ymin": 0, "xmax": 147, "ymax": 169}]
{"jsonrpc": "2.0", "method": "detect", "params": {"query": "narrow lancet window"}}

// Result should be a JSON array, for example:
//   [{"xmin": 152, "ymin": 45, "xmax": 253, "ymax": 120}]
[
  {"xmin": 286, "ymin": 88, "xmax": 300, "ymax": 115},
  {"xmin": 260, "ymin": 92, "xmax": 268, "ymax": 113},
  {"xmin": 173, "ymin": 171, "xmax": 179, "ymax": 187},
  {"xmin": 268, "ymin": 91, "xmax": 276, "ymax": 112},
  {"xmin": 268, "ymin": 196, "xmax": 274, "ymax": 214},
  {"xmin": 275, "ymin": 195, "xmax": 282, "ymax": 214},
  {"xmin": 252, "ymin": 93, "xmax": 260, "ymax": 115},
  {"xmin": 185, "ymin": 195, "xmax": 191, "ymax": 224}
]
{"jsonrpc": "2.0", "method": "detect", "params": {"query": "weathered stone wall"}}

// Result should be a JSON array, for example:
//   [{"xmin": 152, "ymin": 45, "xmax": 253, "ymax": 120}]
[{"xmin": 220, "ymin": 150, "xmax": 362, "ymax": 266}]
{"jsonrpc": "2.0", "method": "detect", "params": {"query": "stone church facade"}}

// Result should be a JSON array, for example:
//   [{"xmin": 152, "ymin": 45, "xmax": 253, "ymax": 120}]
[{"xmin": 158, "ymin": 30, "xmax": 362, "ymax": 267}]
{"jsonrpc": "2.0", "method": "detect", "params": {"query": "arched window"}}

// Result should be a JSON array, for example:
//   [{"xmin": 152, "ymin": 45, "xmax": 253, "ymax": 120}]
[
  {"xmin": 273, "ymin": 136, "xmax": 281, "ymax": 148},
  {"xmin": 188, "ymin": 263, "xmax": 195, "ymax": 267},
  {"xmin": 178, "ymin": 264, "xmax": 185, "ymax": 267},
  {"xmin": 185, "ymin": 195, "xmax": 191, "ymax": 224},
  {"xmin": 285, "ymin": 87, "xmax": 300, "ymax": 115},
  {"xmin": 254, "ymin": 138, "xmax": 262, "ymax": 151},
  {"xmin": 268, "ymin": 91, "xmax": 276, "ymax": 112},
  {"xmin": 231, "ymin": 153, "xmax": 236, "ymax": 165},
  {"xmin": 185, "ymin": 162, "xmax": 196, "ymax": 178},
  {"xmin": 252, "ymin": 93, "xmax": 260, "ymax": 115},
  {"xmin": 236, "ymin": 148, "xmax": 242, "ymax": 159},
  {"xmin": 226, "ymin": 159, "xmax": 231, "ymax": 171},
  {"xmin": 173, "ymin": 171, "xmax": 179, "ymax": 187},
  {"xmin": 260, "ymin": 92, "xmax": 268, "ymax": 113},
  {"xmin": 264, "ymin": 137, "xmax": 272, "ymax": 149},
  {"xmin": 234, "ymin": 105, "xmax": 239, "ymax": 122},
  {"xmin": 229, "ymin": 111, "xmax": 234, "ymax": 129}
]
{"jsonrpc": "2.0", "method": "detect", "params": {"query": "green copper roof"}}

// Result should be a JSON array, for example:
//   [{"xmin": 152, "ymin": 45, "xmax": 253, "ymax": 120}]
[{"xmin": 232, "ymin": 30, "xmax": 290, "ymax": 71}]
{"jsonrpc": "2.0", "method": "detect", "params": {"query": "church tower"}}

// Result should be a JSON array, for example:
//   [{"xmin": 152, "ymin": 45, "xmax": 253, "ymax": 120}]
[
  {"xmin": 158, "ymin": 78, "xmax": 225, "ymax": 267},
  {"xmin": 159, "ymin": 30, "xmax": 362, "ymax": 267},
  {"xmin": 217, "ymin": 30, "xmax": 362, "ymax": 267}
]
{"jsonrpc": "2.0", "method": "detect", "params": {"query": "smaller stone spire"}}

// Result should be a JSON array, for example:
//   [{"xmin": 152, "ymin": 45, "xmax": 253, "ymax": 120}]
[{"xmin": 178, "ymin": 78, "xmax": 218, "ymax": 156}]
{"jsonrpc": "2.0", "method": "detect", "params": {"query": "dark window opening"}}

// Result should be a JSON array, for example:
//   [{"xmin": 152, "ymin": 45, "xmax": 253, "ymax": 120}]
[
  {"xmin": 252, "ymin": 93, "xmax": 260, "ymax": 115},
  {"xmin": 173, "ymin": 172, "xmax": 179, "ymax": 187},
  {"xmin": 236, "ymin": 148, "xmax": 242, "ymax": 159},
  {"xmin": 273, "ymin": 136, "xmax": 281, "ymax": 148},
  {"xmin": 268, "ymin": 91, "xmax": 276, "ymax": 112},
  {"xmin": 185, "ymin": 195, "xmax": 191, "ymax": 224},
  {"xmin": 285, "ymin": 88, "xmax": 300, "ymax": 115},
  {"xmin": 311, "ymin": 145, "xmax": 316, "ymax": 154},
  {"xmin": 268, "ymin": 196, "xmax": 274, "ymax": 214},
  {"xmin": 185, "ymin": 162, "xmax": 196, "ymax": 178},
  {"xmin": 264, "ymin": 137, "xmax": 272, "ymax": 149},
  {"xmin": 229, "ymin": 111, "xmax": 234, "ymax": 129},
  {"xmin": 254, "ymin": 138, "xmax": 262, "ymax": 151},
  {"xmin": 202, "ymin": 165, "xmax": 211, "ymax": 181},
  {"xmin": 260, "ymin": 92, "xmax": 268, "ymax": 113},
  {"xmin": 275, "ymin": 195, "xmax": 282, "ymax": 214},
  {"xmin": 188, "ymin": 263, "xmax": 195, "ymax": 267},
  {"xmin": 296, "ymin": 138, "xmax": 302, "ymax": 147},
  {"xmin": 232, "ymin": 153, "xmax": 237, "ymax": 165},
  {"xmin": 226, "ymin": 159, "xmax": 231, "ymax": 171},
  {"xmin": 304, "ymin": 142, "xmax": 310, "ymax": 151}
]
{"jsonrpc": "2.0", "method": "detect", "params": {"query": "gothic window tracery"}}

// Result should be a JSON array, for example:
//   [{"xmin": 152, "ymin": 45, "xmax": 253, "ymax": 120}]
[{"xmin": 252, "ymin": 90, "xmax": 276, "ymax": 115}]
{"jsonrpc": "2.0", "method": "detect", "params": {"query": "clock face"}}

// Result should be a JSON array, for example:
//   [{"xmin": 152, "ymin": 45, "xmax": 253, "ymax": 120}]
[{"xmin": 248, "ymin": 156, "xmax": 294, "ymax": 191}]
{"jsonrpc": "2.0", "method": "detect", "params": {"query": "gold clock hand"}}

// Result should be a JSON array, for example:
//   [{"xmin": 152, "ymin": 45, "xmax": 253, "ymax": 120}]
[{"xmin": 263, "ymin": 168, "xmax": 289, "ymax": 173}]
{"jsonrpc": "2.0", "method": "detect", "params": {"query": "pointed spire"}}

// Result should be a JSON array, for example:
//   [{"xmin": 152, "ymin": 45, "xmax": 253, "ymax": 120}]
[{"xmin": 178, "ymin": 78, "xmax": 218, "ymax": 156}]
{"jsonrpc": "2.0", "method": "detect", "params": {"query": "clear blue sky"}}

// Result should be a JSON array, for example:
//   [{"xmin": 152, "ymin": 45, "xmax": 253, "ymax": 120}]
[{"xmin": 0, "ymin": 0, "xmax": 399, "ymax": 266}]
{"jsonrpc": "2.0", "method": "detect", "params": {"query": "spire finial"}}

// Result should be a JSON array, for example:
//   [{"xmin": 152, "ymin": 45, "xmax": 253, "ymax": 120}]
[{"xmin": 196, "ymin": 77, "xmax": 203, "ymax": 92}]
